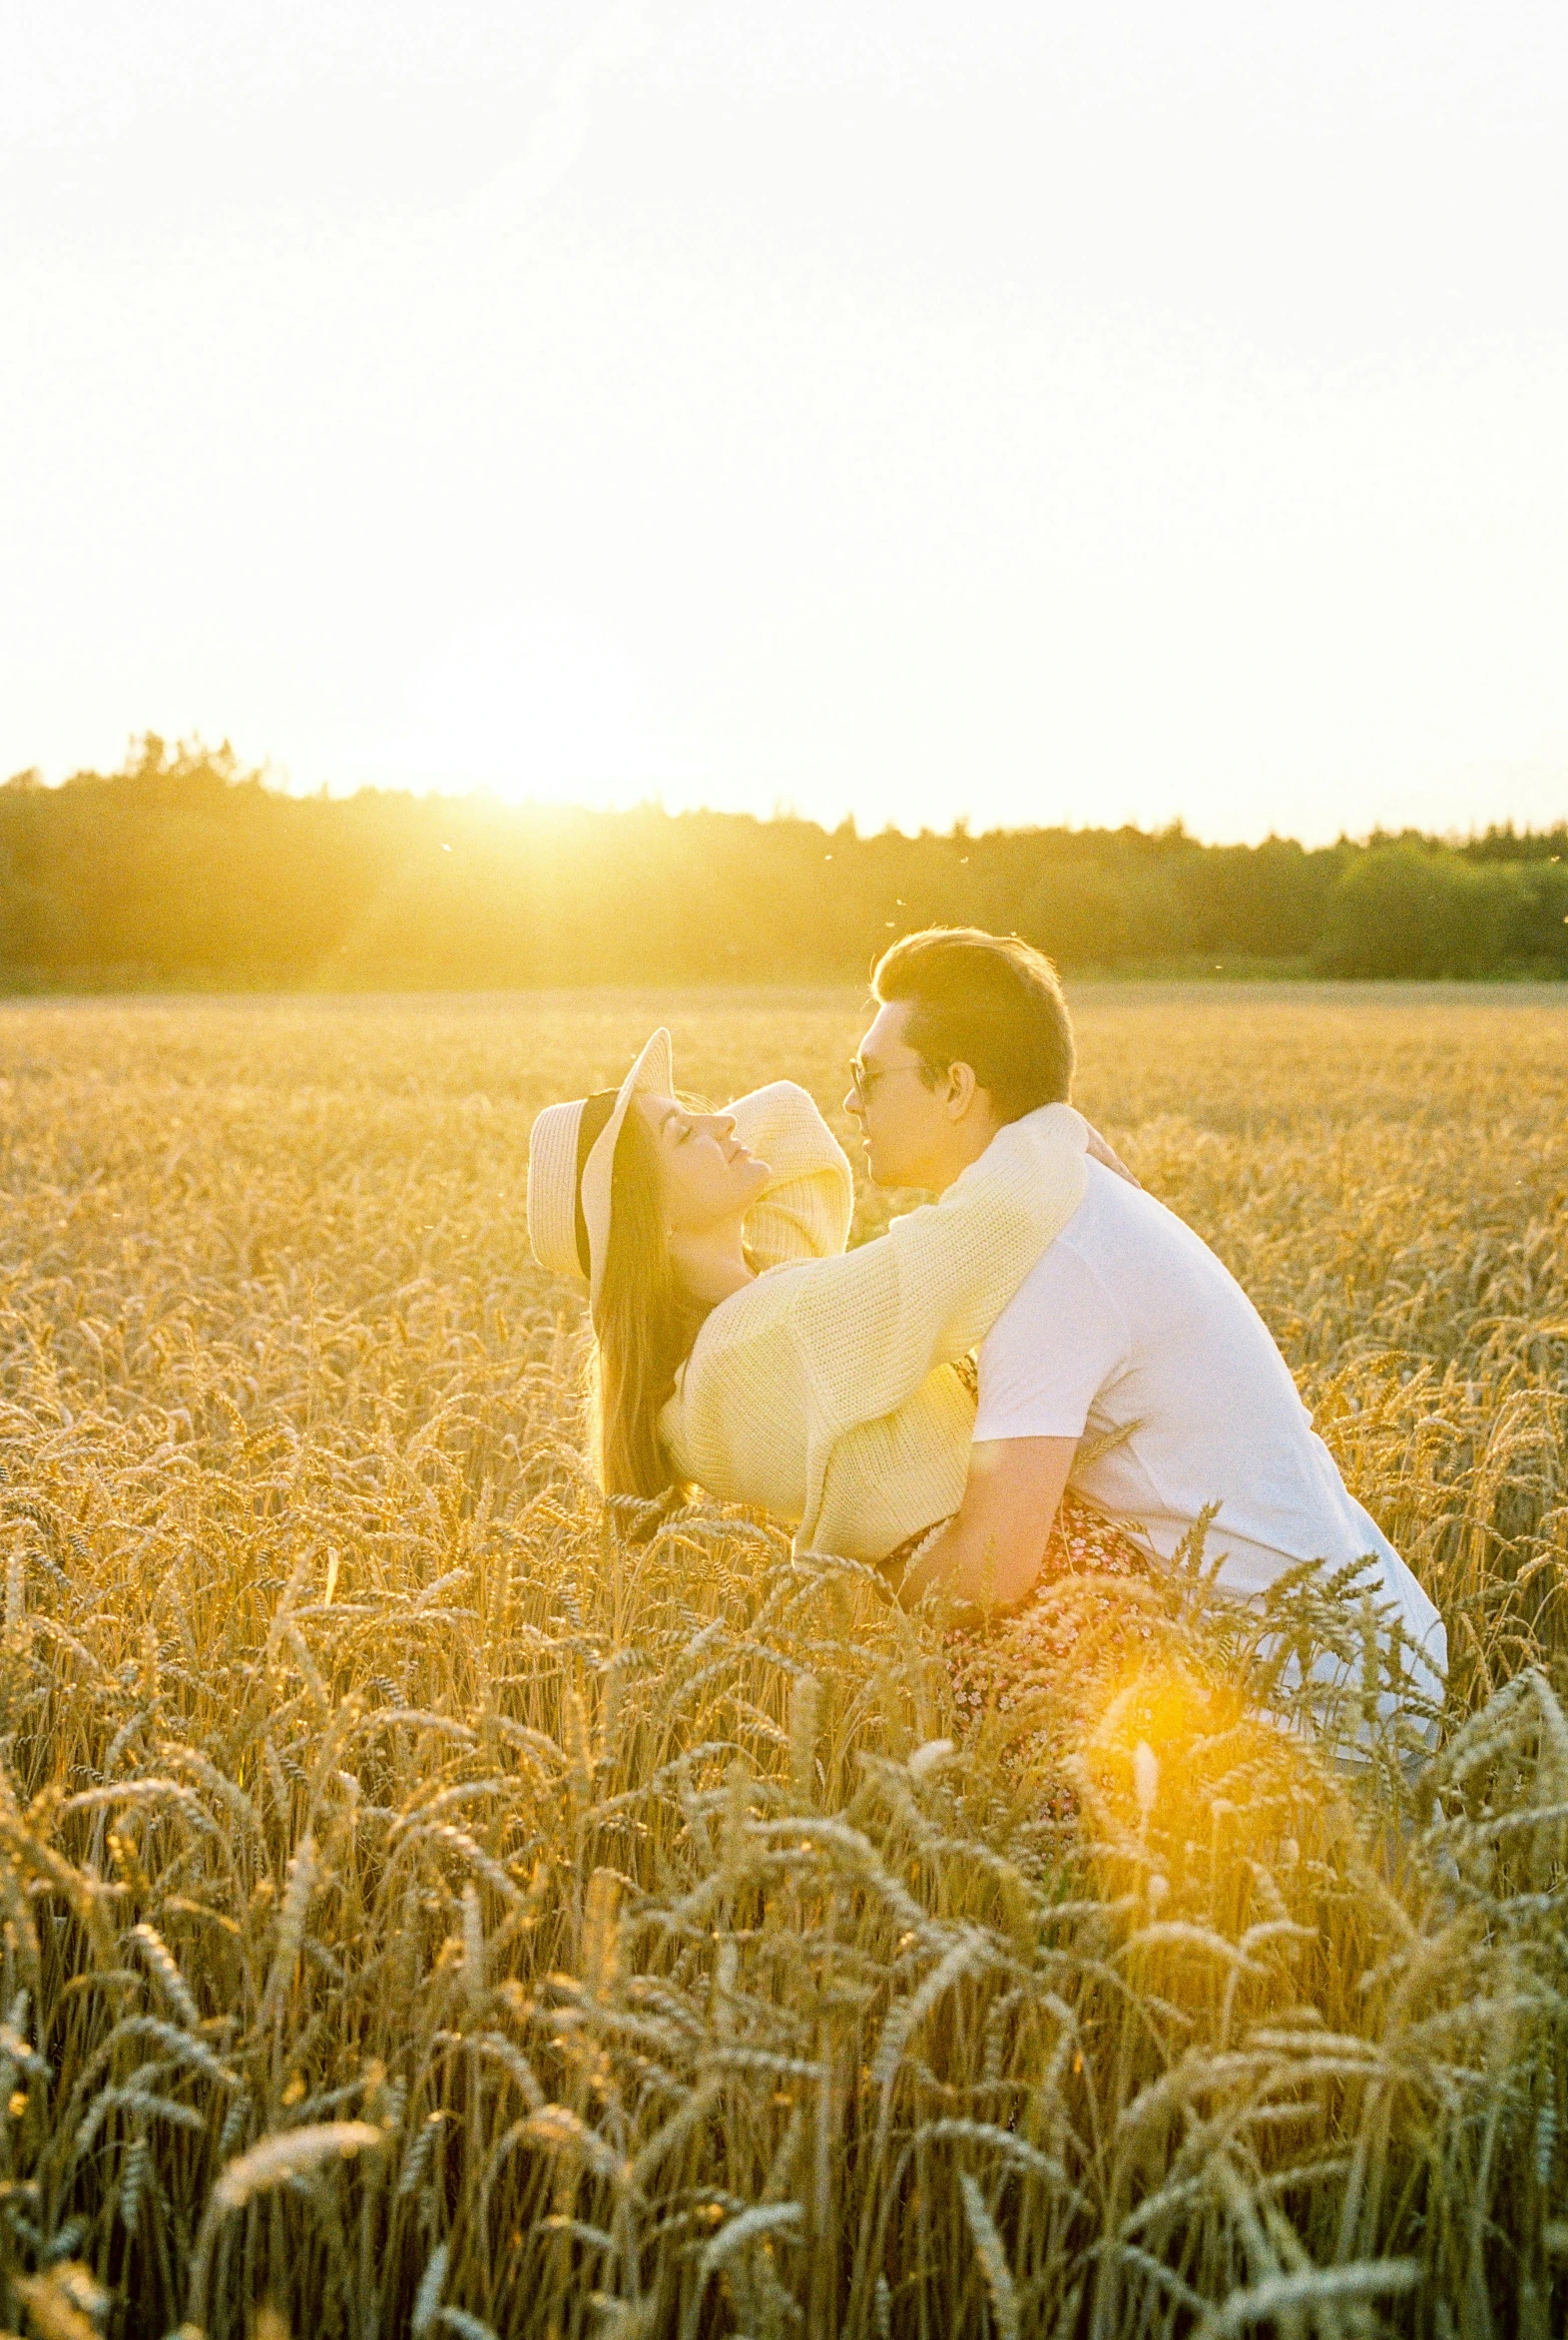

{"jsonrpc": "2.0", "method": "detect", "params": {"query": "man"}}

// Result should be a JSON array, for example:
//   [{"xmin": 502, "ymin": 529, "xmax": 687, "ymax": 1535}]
[{"xmin": 844, "ymin": 926, "xmax": 1446, "ymax": 1728}]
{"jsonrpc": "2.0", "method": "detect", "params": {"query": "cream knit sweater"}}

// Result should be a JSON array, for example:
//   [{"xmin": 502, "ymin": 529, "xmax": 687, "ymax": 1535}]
[{"xmin": 658, "ymin": 1082, "xmax": 1089, "ymax": 1559}]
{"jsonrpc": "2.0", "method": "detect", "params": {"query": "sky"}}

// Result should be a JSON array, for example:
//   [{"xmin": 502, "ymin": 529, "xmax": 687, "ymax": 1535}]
[{"xmin": 3, "ymin": 1, "xmax": 1566, "ymax": 845}]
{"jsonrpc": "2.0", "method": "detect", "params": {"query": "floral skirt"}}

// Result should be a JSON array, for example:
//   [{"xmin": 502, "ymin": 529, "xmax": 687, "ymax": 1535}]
[{"xmin": 893, "ymin": 1492, "xmax": 1160, "ymax": 1814}]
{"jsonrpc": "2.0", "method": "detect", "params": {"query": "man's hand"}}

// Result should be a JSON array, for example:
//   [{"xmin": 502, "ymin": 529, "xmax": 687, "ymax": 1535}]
[{"xmin": 899, "ymin": 1436, "xmax": 1077, "ymax": 1613}]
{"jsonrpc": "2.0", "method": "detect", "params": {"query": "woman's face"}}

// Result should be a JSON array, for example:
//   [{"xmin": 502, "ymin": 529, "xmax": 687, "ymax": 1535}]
[{"xmin": 632, "ymin": 1093, "xmax": 772, "ymax": 1232}]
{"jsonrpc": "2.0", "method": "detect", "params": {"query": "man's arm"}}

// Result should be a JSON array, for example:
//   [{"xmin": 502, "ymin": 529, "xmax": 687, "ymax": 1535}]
[{"xmin": 899, "ymin": 1436, "xmax": 1077, "ymax": 1613}]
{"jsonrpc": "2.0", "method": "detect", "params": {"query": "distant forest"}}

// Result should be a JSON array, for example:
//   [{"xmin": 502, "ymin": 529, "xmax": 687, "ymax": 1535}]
[{"xmin": 3, "ymin": 738, "xmax": 1565, "ymax": 988}]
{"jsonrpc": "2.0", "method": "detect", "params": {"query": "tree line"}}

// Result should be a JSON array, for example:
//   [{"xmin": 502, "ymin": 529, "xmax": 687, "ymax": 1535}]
[{"xmin": 2, "ymin": 737, "xmax": 1564, "ymax": 988}]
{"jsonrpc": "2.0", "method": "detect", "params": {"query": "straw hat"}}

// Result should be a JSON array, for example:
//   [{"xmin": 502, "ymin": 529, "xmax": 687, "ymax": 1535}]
[{"xmin": 527, "ymin": 1027, "xmax": 674, "ymax": 1319}]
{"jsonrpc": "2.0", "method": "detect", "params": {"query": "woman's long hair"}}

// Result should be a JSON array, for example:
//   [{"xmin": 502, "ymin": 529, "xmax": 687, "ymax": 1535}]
[{"xmin": 589, "ymin": 1104, "xmax": 712, "ymax": 1497}]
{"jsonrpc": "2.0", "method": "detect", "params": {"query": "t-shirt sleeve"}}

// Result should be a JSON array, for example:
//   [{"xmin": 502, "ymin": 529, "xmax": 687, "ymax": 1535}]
[{"xmin": 973, "ymin": 1238, "xmax": 1128, "ymax": 1442}]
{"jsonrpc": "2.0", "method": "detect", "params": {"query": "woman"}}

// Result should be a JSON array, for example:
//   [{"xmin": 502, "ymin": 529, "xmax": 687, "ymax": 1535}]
[{"xmin": 526, "ymin": 1026, "xmax": 1142, "ymax": 1584}]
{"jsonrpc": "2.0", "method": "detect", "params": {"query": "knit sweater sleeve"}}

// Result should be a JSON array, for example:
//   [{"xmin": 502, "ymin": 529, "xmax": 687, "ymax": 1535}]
[
  {"xmin": 783, "ymin": 1104, "xmax": 1089, "ymax": 1539},
  {"xmin": 731, "ymin": 1082, "xmax": 855, "ymax": 1269},
  {"xmin": 663, "ymin": 1101, "xmax": 1088, "ymax": 1542}
]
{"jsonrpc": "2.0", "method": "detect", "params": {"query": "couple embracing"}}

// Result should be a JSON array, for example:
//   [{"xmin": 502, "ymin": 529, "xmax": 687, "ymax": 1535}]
[{"xmin": 527, "ymin": 927, "xmax": 1445, "ymax": 1748}]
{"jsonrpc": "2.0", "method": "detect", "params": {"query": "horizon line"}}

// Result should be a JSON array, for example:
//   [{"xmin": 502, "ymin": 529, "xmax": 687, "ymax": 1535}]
[{"xmin": 6, "ymin": 741, "xmax": 1567, "ymax": 857}]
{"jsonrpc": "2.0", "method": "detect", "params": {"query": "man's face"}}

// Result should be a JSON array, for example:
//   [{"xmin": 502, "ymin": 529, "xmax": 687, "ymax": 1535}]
[{"xmin": 843, "ymin": 1000, "xmax": 950, "ymax": 1189}]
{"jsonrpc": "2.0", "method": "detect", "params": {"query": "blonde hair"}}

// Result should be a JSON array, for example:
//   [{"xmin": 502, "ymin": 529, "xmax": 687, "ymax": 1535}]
[{"xmin": 588, "ymin": 1104, "xmax": 711, "ymax": 1498}]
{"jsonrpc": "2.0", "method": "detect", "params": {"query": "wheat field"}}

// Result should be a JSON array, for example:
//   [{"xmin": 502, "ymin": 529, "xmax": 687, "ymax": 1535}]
[{"xmin": 0, "ymin": 983, "xmax": 1565, "ymax": 2340}]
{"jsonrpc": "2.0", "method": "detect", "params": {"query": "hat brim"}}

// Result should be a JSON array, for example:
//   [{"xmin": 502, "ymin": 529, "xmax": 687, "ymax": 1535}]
[{"xmin": 580, "ymin": 1026, "xmax": 675, "ymax": 1318}]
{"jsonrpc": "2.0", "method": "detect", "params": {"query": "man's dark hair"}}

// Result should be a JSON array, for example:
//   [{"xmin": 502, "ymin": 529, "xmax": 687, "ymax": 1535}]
[{"xmin": 871, "ymin": 926, "xmax": 1074, "ymax": 1122}]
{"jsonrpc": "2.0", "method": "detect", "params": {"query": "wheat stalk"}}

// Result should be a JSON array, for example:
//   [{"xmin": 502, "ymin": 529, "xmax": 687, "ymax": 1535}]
[{"xmin": 0, "ymin": 987, "xmax": 1562, "ymax": 2337}]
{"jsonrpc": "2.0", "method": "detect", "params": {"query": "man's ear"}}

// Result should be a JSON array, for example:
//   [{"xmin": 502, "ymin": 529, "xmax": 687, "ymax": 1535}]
[{"xmin": 940, "ymin": 1060, "xmax": 981, "ymax": 1121}]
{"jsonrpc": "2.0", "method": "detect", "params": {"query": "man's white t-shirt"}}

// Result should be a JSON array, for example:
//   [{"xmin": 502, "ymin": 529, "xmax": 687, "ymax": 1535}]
[{"xmin": 974, "ymin": 1159, "xmax": 1446, "ymax": 1710}]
